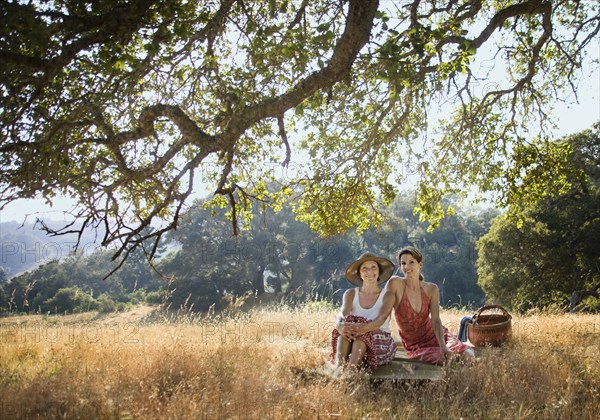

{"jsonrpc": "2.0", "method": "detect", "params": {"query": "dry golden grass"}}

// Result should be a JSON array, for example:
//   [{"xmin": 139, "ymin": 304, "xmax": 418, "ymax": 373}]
[{"xmin": 1, "ymin": 305, "xmax": 598, "ymax": 419}]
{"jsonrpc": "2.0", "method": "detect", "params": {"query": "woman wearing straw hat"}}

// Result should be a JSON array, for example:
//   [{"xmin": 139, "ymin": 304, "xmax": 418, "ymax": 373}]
[{"xmin": 329, "ymin": 252, "xmax": 397, "ymax": 372}]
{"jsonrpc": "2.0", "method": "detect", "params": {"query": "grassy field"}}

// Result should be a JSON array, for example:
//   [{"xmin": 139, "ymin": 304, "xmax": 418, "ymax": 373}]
[{"xmin": 1, "ymin": 304, "xmax": 598, "ymax": 419}]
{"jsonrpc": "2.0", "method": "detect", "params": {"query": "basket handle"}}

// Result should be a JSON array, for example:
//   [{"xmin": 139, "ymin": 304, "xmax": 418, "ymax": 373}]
[{"xmin": 473, "ymin": 304, "xmax": 512, "ymax": 320}]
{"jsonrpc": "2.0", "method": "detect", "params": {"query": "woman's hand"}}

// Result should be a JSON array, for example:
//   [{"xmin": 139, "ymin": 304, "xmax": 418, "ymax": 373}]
[
  {"xmin": 441, "ymin": 346, "xmax": 453, "ymax": 364},
  {"xmin": 346, "ymin": 323, "xmax": 369, "ymax": 337},
  {"xmin": 336, "ymin": 322, "xmax": 353, "ymax": 339},
  {"xmin": 341, "ymin": 322, "xmax": 371, "ymax": 339},
  {"xmin": 337, "ymin": 322, "xmax": 361, "ymax": 340}
]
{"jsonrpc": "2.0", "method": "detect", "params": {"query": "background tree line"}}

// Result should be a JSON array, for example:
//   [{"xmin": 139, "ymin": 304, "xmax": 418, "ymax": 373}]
[
  {"xmin": 1, "ymin": 191, "xmax": 493, "ymax": 314},
  {"xmin": 1, "ymin": 127, "xmax": 598, "ymax": 315}
]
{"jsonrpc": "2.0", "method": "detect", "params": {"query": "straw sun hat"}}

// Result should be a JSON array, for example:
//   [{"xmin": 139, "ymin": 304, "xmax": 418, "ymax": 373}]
[{"xmin": 345, "ymin": 252, "xmax": 395, "ymax": 287}]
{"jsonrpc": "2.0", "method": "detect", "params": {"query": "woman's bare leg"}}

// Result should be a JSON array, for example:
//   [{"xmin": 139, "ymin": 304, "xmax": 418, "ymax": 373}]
[
  {"xmin": 348, "ymin": 339, "xmax": 367, "ymax": 367},
  {"xmin": 336, "ymin": 336, "xmax": 352, "ymax": 366}
]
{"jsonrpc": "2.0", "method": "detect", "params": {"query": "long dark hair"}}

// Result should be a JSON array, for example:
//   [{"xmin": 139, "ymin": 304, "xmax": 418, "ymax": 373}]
[{"xmin": 398, "ymin": 246, "xmax": 425, "ymax": 281}]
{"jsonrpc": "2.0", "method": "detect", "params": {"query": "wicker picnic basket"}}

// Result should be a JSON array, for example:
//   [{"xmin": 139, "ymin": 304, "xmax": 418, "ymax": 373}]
[{"xmin": 467, "ymin": 305, "xmax": 512, "ymax": 347}]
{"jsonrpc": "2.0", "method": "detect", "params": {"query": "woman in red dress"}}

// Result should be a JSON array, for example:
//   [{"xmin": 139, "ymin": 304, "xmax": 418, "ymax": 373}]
[{"xmin": 347, "ymin": 246, "xmax": 474, "ymax": 365}]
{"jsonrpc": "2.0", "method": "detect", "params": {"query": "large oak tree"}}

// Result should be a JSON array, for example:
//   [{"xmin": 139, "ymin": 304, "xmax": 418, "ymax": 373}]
[{"xmin": 1, "ymin": 0, "xmax": 598, "ymax": 269}]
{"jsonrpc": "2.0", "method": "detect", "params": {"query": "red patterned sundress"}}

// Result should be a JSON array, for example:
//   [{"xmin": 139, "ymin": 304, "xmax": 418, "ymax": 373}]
[{"xmin": 394, "ymin": 287, "xmax": 472, "ymax": 365}]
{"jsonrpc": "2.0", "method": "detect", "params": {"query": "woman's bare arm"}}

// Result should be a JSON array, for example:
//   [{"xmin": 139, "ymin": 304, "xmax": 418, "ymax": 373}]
[
  {"xmin": 335, "ymin": 289, "xmax": 355, "ymax": 338},
  {"xmin": 428, "ymin": 283, "xmax": 450, "ymax": 353}
]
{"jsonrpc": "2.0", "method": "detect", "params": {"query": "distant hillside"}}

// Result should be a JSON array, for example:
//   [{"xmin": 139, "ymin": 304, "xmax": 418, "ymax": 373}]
[{"xmin": 0, "ymin": 221, "xmax": 101, "ymax": 279}]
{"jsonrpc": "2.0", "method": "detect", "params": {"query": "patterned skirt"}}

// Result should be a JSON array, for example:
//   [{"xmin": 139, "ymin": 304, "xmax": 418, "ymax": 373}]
[{"xmin": 329, "ymin": 315, "xmax": 396, "ymax": 372}]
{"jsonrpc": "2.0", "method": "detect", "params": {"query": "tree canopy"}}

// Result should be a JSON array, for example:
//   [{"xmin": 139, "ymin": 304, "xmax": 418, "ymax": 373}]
[
  {"xmin": 477, "ymin": 125, "xmax": 600, "ymax": 312},
  {"xmin": 1, "ymin": 0, "xmax": 598, "ymax": 266}
]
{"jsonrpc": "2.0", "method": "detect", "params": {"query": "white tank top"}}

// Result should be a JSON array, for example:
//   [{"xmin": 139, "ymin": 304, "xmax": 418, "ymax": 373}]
[{"xmin": 351, "ymin": 287, "xmax": 390, "ymax": 332}]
